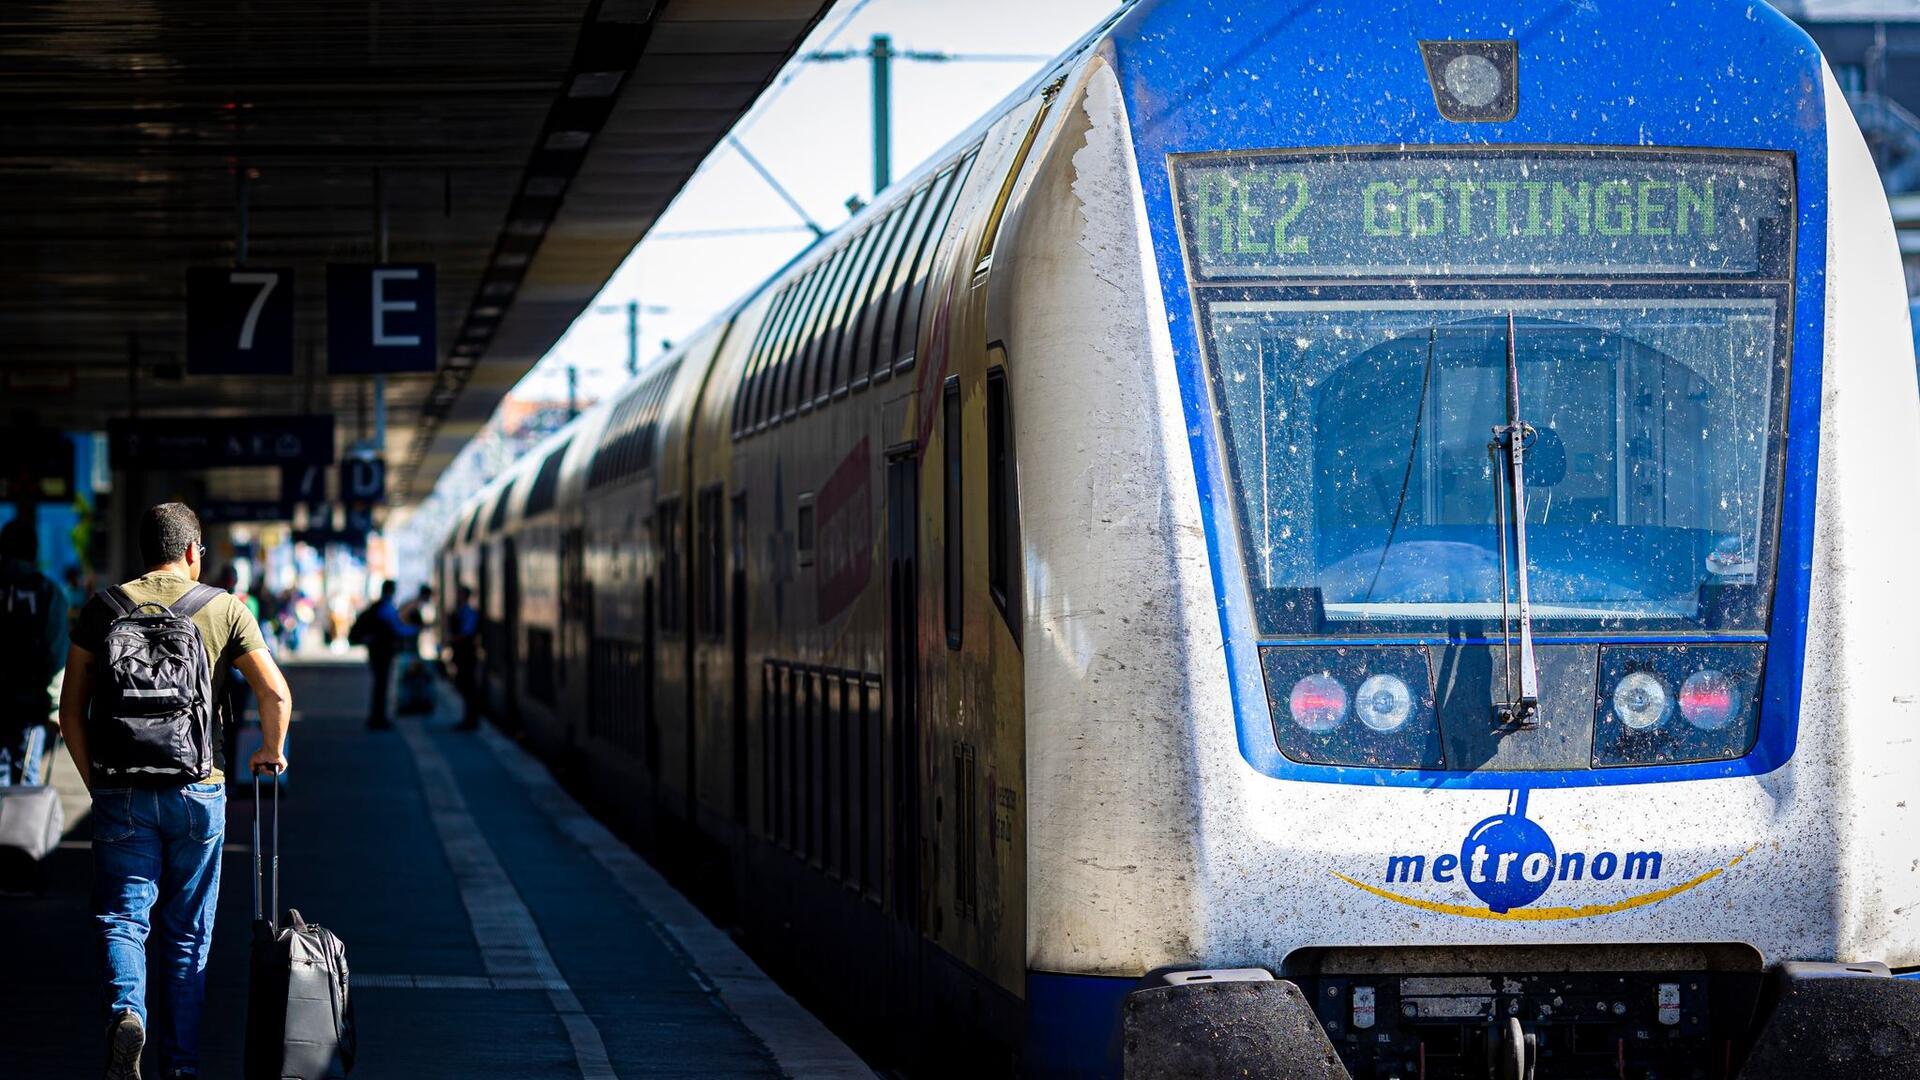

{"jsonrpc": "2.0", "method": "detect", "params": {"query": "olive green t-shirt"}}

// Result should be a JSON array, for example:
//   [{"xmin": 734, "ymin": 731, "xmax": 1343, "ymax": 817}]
[{"xmin": 73, "ymin": 570, "xmax": 269, "ymax": 784}]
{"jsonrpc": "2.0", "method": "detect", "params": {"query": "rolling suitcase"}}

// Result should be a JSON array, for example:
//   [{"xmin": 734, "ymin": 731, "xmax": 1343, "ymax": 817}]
[
  {"xmin": 244, "ymin": 774, "xmax": 355, "ymax": 1079},
  {"xmin": 0, "ymin": 731, "xmax": 63, "ymax": 895}
]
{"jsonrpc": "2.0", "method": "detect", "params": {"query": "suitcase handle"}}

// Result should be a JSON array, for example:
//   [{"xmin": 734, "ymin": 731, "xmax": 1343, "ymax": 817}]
[{"xmin": 251, "ymin": 772, "xmax": 279, "ymax": 932}]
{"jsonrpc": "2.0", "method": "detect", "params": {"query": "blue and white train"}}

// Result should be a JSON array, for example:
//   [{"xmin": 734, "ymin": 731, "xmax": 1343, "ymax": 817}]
[{"xmin": 439, "ymin": 1, "xmax": 1920, "ymax": 1075}]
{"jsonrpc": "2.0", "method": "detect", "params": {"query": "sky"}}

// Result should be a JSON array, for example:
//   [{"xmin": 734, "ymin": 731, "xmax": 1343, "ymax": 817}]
[
  {"xmin": 402, "ymin": 0, "xmax": 1118, "ymax": 563},
  {"xmin": 510, "ymin": 0, "xmax": 1122, "ymax": 404}
]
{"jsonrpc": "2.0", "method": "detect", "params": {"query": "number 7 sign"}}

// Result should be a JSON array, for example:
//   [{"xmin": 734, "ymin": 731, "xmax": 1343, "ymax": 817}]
[{"xmin": 187, "ymin": 266, "xmax": 294, "ymax": 375}]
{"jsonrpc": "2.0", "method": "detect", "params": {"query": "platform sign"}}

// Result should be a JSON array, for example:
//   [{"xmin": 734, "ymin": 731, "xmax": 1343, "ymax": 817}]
[
  {"xmin": 294, "ymin": 527, "xmax": 369, "ymax": 551},
  {"xmin": 327, "ymin": 263, "xmax": 437, "ymax": 374},
  {"xmin": 109, "ymin": 415, "xmax": 334, "ymax": 470},
  {"xmin": 187, "ymin": 267, "xmax": 295, "ymax": 376},
  {"xmin": 340, "ymin": 457, "xmax": 385, "ymax": 504}
]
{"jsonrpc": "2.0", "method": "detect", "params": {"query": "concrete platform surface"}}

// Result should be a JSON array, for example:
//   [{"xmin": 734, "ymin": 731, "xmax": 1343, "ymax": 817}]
[{"xmin": 0, "ymin": 659, "xmax": 872, "ymax": 1079}]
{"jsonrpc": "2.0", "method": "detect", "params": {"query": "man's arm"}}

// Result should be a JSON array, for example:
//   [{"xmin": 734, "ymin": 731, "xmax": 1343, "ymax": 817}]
[
  {"xmin": 57, "ymin": 643, "xmax": 94, "ymax": 788},
  {"xmin": 235, "ymin": 649, "xmax": 291, "ymax": 775}
]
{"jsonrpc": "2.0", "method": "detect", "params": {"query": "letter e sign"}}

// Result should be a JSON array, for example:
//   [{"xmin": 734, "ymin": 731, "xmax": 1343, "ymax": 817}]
[
  {"xmin": 327, "ymin": 263, "xmax": 437, "ymax": 374},
  {"xmin": 186, "ymin": 267, "xmax": 295, "ymax": 376}
]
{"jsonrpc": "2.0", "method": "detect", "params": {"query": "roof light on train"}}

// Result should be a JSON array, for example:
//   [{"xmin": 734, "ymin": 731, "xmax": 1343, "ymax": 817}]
[
  {"xmin": 1442, "ymin": 54, "xmax": 1502, "ymax": 109},
  {"xmin": 1613, "ymin": 671, "xmax": 1670, "ymax": 730},
  {"xmin": 1288, "ymin": 674, "xmax": 1347, "ymax": 732},
  {"xmin": 1354, "ymin": 674, "xmax": 1412, "ymax": 733},
  {"xmin": 1679, "ymin": 670, "xmax": 1741, "ymax": 731}
]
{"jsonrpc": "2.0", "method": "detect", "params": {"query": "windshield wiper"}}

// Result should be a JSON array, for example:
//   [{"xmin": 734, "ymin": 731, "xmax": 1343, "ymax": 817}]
[
  {"xmin": 1365, "ymin": 323, "xmax": 1437, "ymax": 603},
  {"xmin": 1488, "ymin": 313, "xmax": 1540, "ymax": 728}
]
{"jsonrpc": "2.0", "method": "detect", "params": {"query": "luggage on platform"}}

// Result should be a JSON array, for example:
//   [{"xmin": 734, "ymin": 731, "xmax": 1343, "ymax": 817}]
[
  {"xmin": 0, "ymin": 733, "xmax": 62, "ymax": 894},
  {"xmin": 244, "ymin": 774, "xmax": 355, "ymax": 1080}
]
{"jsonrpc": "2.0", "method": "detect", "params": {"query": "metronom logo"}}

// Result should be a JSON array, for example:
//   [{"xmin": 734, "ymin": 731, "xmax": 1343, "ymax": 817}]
[{"xmin": 1331, "ymin": 791, "xmax": 1750, "ymax": 922}]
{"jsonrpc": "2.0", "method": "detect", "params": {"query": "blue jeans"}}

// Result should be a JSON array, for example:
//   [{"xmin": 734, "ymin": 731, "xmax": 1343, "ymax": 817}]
[
  {"xmin": 91, "ymin": 783, "xmax": 226, "ymax": 1075},
  {"xmin": 0, "ymin": 722, "xmax": 46, "ymax": 786}
]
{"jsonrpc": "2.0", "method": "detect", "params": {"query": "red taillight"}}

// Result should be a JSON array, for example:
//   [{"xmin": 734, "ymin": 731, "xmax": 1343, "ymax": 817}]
[
  {"xmin": 1289, "ymin": 674, "xmax": 1347, "ymax": 732},
  {"xmin": 1679, "ymin": 670, "xmax": 1740, "ymax": 731}
]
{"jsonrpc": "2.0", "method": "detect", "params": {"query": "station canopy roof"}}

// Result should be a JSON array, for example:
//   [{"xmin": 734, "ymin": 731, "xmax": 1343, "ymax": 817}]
[{"xmin": 0, "ymin": 0, "xmax": 830, "ymax": 504}]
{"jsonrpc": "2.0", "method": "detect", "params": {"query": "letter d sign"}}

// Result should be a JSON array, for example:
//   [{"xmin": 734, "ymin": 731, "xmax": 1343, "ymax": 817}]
[{"xmin": 327, "ymin": 263, "xmax": 437, "ymax": 374}]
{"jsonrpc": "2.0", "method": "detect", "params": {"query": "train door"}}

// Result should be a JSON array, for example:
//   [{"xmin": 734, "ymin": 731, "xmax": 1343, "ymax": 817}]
[
  {"xmin": 643, "ymin": 576, "xmax": 659, "ymax": 781},
  {"xmin": 885, "ymin": 449, "xmax": 922, "ymax": 929},
  {"xmin": 502, "ymin": 537, "xmax": 521, "ymax": 726},
  {"xmin": 730, "ymin": 492, "xmax": 749, "ymax": 824}
]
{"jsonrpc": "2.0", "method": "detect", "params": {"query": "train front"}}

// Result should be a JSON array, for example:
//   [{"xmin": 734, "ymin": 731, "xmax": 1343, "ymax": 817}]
[{"xmin": 1017, "ymin": 0, "xmax": 1920, "ymax": 1076}]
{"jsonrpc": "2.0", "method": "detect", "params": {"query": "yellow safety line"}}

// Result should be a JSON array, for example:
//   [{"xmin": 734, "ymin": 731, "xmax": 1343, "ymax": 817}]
[{"xmin": 1330, "ymin": 848, "xmax": 1753, "ymax": 922}]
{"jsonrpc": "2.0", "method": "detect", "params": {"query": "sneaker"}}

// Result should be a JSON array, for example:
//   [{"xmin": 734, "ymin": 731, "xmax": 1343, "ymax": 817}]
[{"xmin": 103, "ymin": 1010, "xmax": 143, "ymax": 1080}]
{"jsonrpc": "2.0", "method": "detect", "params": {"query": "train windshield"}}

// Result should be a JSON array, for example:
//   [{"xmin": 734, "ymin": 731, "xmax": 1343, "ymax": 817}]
[{"xmin": 1175, "ymin": 149, "xmax": 1795, "ymax": 636}]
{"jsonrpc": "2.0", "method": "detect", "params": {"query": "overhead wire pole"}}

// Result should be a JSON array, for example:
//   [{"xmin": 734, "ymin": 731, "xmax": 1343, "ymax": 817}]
[
  {"xmin": 805, "ymin": 37, "xmax": 1052, "ymax": 198},
  {"xmin": 594, "ymin": 300, "xmax": 671, "ymax": 376}
]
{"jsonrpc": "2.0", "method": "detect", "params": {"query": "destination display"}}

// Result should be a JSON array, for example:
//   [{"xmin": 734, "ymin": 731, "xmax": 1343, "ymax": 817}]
[{"xmin": 1171, "ymin": 149, "xmax": 1793, "ymax": 281}]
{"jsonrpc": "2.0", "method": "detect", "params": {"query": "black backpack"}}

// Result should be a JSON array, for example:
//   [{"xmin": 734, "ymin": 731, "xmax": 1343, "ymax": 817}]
[{"xmin": 89, "ymin": 584, "xmax": 221, "ymax": 786}]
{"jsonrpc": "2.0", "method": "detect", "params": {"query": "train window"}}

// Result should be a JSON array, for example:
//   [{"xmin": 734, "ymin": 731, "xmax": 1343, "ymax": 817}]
[
  {"xmin": 1206, "ymin": 299, "xmax": 1790, "ymax": 636},
  {"xmin": 825, "ymin": 673, "xmax": 843, "ymax": 876},
  {"xmin": 894, "ymin": 154, "xmax": 977, "ymax": 371},
  {"xmin": 862, "ymin": 674, "xmax": 882, "ymax": 902},
  {"xmin": 953, "ymin": 741, "xmax": 978, "ymax": 921},
  {"xmin": 986, "ymin": 360, "xmax": 1020, "ymax": 644},
  {"xmin": 737, "ymin": 284, "xmax": 791, "ymax": 438},
  {"xmin": 760, "ymin": 264, "xmax": 822, "ymax": 431},
  {"xmin": 796, "ymin": 493, "xmax": 816, "ymax": 568},
  {"xmin": 943, "ymin": 375, "xmax": 963, "ymax": 650},
  {"xmin": 697, "ymin": 487, "xmax": 725, "ymax": 641},
  {"xmin": 869, "ymin": 181, "xmax": 941, "ymax": 384},
  {"xmin": 794, "ymin": 243, "xmax": 854, "ymax": 414},
  {"xmin": 761, "ymin": 663, "xmax": 776, "ymax": 838},
  {"xmin": 742, "ymin": 286, "xmax": 793, "ymax": 436},
  {"xmin": 812, "ymin": 237, "xmax": 868, "ymax": 405},
  {"xmin": 781, "ymin": 254, "xmax": 839, "ymax": 422},
  {"xmin": 526, "ymin": 439, "xmax": 570, "ymax": 517},
  {"xmin": 805, "ymin": 669, "xmax": 821, "ymax": 861},
  {"xmin": 861, "ymin": 192, "xmax": 929, "ymax": 386},
  {"xmin": 658, "ymin": 498, "xmax": 685, "ymax": 633},
  {"xmin": 823, "ymin": 223, "xmax": 885, "ymax": 399},
  {"xmin": 878, "ymin": 169, "xmax": 957, "ymax": 377},
  {"xmin": 845, "ymin": 206, "xmax": 908, "ymax": 394}
]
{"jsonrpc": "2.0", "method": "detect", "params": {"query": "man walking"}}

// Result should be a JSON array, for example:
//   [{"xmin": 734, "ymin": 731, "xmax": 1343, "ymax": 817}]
[
  {"xmin": 58, "ymin": 503, "xmax": 292, "ymax": 1080},
  {"xmin": 445, "ymin": 585, "xmax": 483, "ymax": 731},
  {"xmin": 350, "ymin": 580, "xmax": 405, "ymax": 730},
  {"xmin": 0, "ymin": 519, "xmax": 67, "ymax": 786}
]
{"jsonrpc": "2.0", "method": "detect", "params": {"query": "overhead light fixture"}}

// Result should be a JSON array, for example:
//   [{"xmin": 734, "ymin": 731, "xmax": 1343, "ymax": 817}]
[
  {"xmin": 481, "ymin": 280, "xmax": 515, "ymax": 298},
  {"xmin": 568, "ymin": 71, "xmax": 624, "ymax": 99},
  {"xmin": 545, "ymin": 130, "xmax": 592, "ymax": 151},
  {"xmin": 474, "ymin": 305, "xmax": 504, "ymax": 318},
  {"xmin": 523, "ymin": 176, "xmax": 568, "ymax": 198}
]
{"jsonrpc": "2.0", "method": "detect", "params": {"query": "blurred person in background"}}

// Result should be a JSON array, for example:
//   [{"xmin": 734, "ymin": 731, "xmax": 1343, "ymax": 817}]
[{"xmin": 0, "ymin": 520, "xmax": 66, "ymax": 786}]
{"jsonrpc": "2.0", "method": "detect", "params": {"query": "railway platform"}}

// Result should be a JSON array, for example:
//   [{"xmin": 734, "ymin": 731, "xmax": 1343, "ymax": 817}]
[{"xmin": 0, "ymin": 658, "xmax": 871, "ymax": 1079}]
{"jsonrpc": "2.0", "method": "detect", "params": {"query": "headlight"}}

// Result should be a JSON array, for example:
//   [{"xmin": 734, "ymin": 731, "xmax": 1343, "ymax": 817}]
[
  {"xmin": 1263, "ymin": 647, "xmax": 1442, "ymax": 769},
  {"xmin": 1355, "ymin": 674, "xmax": 1413, "ymax": 732},
  {"xmin": 1594, "ymin": 646, "xmax": 1764, "ymax": 767},
  {"xmin": 1612, "ymin": 671, "xmax": 1670, "ymax": 730}
]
